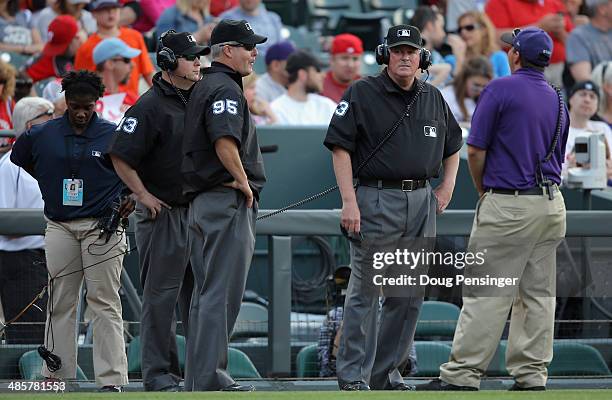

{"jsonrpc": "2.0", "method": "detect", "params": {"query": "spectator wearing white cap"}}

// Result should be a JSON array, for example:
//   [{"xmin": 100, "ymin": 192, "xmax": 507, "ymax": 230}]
[
  {"xmin": 42, "ymin": 78, "xmax": 67, "ymax": 118},
  {"xmin": 32, "ymin": 0, "xmax": 97, "ymax": 37},
  {"xmin": 93, "ymin": 37, "xmax": 141, "ymax": 122}
]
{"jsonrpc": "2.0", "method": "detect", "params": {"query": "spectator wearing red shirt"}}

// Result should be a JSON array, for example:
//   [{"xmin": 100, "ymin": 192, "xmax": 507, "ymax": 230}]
[
  {"xmin": 93, "ymin": 37, "xmax": 140, "ymax": 123},
  {"xmin": 485, "ymin": 0, "xmax": 574, "ymax": 86},
  {"xmin": 24, "ymin": 15, "xmax": 85, "ymax": 82},
  {"xmin": 322, "ymin": 33, "xmax": 363, "ymax": 104},
  {"xmin": 210, "ymin": 0, "xmax": 238, "ymax": 16}
]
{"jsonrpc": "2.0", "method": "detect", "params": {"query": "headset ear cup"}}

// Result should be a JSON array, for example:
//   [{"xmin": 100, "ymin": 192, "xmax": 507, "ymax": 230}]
[
  {"xmin": 375, "ymin": 44, "xmax": 390, "ymax": 65},
  {"xmin": 157, "ymin": 48, "xmax": 177, "ymax": 71},
  {"xmin": 419, "ymin": 48, "xmax": 432, "ymax": 71}
]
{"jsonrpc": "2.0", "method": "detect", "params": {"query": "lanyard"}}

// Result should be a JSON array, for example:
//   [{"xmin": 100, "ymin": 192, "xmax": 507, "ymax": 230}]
[{"xmin": 64, "ymin": 135, "xmax": 89, "ymax": 179}]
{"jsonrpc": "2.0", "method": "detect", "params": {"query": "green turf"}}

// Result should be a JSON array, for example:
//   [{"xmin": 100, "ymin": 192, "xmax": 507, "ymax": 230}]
[{"xmin": 1, "ymin": 390, "xmax": 611, "ymax": 399}]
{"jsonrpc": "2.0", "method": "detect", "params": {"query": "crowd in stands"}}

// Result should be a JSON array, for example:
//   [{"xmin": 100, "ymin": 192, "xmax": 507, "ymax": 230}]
[{"xmin": 0, "ymin": 0, "xmax": 611, "ymax": 349}]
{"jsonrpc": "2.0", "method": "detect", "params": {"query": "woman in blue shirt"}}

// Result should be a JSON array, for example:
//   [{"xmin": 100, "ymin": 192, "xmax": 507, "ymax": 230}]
[
  {"xmin": 446, "ymin": 11, "xmax": 510, "ymax": 79},
  {"xmin": 156, "ymin": 0, "xmax": 215, "ymax": 45}
]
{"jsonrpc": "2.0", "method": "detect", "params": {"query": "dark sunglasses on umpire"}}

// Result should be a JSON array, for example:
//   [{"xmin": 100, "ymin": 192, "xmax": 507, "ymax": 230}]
[
  {"xmin": 112, "ymin": 57, "xmax": 131, "ymax": 63},
  {"xmin": 457, "ymin": 24, "xmax": 479, "ymax": 34},
  {"xmin": 229, "ymin": 43, "xmax": 256, "ymax": 51},
  {"xmin": 179, "ymin": 54, "xmax": 200, "ymax": 61}
]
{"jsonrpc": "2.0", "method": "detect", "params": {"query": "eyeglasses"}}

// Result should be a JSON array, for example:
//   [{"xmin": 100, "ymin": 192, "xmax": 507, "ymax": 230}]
[
  {"xmin": 112, "ymin": 57, "xmax": 131, "ymax": 64},
  {"xmin": 178, "ymin": 54, "xmax": 200, "ymax": 62},
  {"xmin": 457, "ymin": 23, "xmax": 479, "ymax": 34},
  {"xmin": 26, "ymin": 109, "xmax": 53, "ymax": 124}
]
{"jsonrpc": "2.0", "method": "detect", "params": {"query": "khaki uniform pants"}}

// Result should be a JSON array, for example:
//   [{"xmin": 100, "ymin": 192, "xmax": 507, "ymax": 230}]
[
  {"xmin": 42, "ymin": 218, "xmax": 128, "ymax": 387},
  {"xmin": 440, "ymin": 190, "xmax": 566, "ymax": 389}
]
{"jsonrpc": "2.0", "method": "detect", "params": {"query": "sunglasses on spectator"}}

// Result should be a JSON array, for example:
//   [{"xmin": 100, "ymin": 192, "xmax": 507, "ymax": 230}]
[
  {"xmin": 178, "ymin": 54, "xmax": 200, "ymax": 61},
  {"xmin": 27, "ymin": 109, "xmax": 54, "ymax": 124},
  {"xmin": 457, "ymin": 23, "xmax": 480, "ymax": 34},
  {"xmin": 112, "ymin": 57, "xmax": 131, "ymax": 63}
]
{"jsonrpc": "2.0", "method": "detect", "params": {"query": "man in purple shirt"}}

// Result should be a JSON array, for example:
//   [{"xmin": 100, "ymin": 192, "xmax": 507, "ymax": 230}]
[{"xmin": 419, "ymin": 28, "xmax": 568, "ymax": 392}]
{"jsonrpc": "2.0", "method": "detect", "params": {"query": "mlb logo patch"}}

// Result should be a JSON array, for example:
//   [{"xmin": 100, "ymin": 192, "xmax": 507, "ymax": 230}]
[
  {"xmin": 245, "ymin": 22, "xmax": 252, "ymax": 31},
  {"xmin": 92, "ymin": 150, "xmax": 102, "ymax": 157},
  {"xmin": 424, "ymin": 126, "xmax": 437, "ymax": 138},
  {"xmin": 397, "ymin": 29, "xmax": 411, "ymax": 37},
  {"xmin": 187, "ymin": 35, "xmax": 196, "ymax": 43}
]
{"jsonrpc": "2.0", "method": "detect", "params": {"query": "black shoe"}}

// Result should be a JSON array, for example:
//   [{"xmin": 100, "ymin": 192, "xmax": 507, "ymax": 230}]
[
  {"xmin": 416, "ymin": 378, "xmax": 478, "ymax": 391},
  {"xmin": 220, "ymin": 383, "xmax": 255, "ymax": 392},
  {"xmin": 390, "ymin": 382, "xmax": 416, "ymax": 391},
  {"xmin": 97, "ymin": 385, "xmax": 122, "ymax": 392},
  {"xmin": 340, "ymin": 381, "xmax": 371, "ymax": 391},
  {"xmin": 509, "ymin": 383, "xmax": 545, "ymax": 391}
]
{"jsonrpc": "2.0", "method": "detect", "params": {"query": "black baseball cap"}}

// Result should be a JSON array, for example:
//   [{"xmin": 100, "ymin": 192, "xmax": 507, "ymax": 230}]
[
  {"xmin": 210, "ymin": 19, "xmax": 267, "ymax": 46},
  {"xmin": 285, "ymin": 50, "xmax": 325, "ymax": 74},
  {"xmin": 386, "ymin": 25, "xmax": 423, "ymax": 49},
  {"xmin": 569, "ymin": 80, "xmax": 600, "ymax": 100},
  {"xmin": 161, "ymin": 31, "xmax": 210, "ymax": 56}
]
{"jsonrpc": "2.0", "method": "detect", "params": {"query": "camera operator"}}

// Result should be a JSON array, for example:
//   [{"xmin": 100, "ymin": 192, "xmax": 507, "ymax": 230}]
[{"xmin": 10, "ymin": 70, "xmax": 134, "ymax": 393}]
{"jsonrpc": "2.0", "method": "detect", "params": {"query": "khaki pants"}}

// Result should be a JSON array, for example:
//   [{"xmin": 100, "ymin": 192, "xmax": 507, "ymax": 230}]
[
  {"xmin": 440, "ymin": 190, "xmax": 566, "ymax": 389},
  {"xmin": 42, "ymin": 218, "xmax": 128, "ymax": 387}
]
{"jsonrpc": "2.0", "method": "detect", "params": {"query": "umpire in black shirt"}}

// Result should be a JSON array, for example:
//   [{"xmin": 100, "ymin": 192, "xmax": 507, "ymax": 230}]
[
  {"xmin": 182, "ymin": 19, "xmax": 266, "ymax": 392},
  {"xmin": 108, "ymin": 31, "xmax": 210, "ymax": 392},
  {"xmin": 324, "ymin": 25, "xmax": 463, "ymax": 391}
]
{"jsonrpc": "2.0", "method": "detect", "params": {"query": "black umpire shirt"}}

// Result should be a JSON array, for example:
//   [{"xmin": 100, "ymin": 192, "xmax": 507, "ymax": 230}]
[
  {"xmin": 108, "ymin": 72, "xmax": 192, "ymax": 206},
  {"xmin": 182, "ymin": 61, "xmax": 266, "ymax": 198},
  {"xmin": 324, "ymin": 69, "xmax": 463, "ymax": 180}
]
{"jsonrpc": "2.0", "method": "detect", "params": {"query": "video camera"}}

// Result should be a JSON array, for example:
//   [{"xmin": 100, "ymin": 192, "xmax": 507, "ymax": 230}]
[{"xmin": 566, "ymin": 134, "xmax": 608, "ymax": 190}]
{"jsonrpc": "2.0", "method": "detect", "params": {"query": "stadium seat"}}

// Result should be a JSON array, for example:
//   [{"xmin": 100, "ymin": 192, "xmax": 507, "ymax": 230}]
[
  {"xmin": 127, "ymin": 335, "xmax": 259, "ymax": 378},
  {"xmin": 414, "ymin": 341, "xmax": 452, "ymax": 377},
  {"xmin": 19, "ymin": 350, "xmax": 88, "ymax": 380},
  {"xmin": 264, "ymin": 0, "xmax": 299, "ymax": 26},
  {"xmin": 486, "ymin": 342, "xmax": 509, "ymax": 377},
  {"xmin": 127, "ymin": 335, "xmax": 186, "ymax": 375},
  {"xmin": 228, "ymin": 347, "xmax": 262, "ymax": 378},
  {"xmin": 232, "ymin": 302, "xmax": 268, "ymax": 339},
  {"xmin": 0, "ymin": 52, "xmax": 31, "ymax": 70},
  {"xmin": 367, "ymin": 0, "xmax": 419, "ymax": 12},
  {"xmin": 306, "ymin": 0, "xmax": 362, "ymax": 32},
  {"xmin": 282, "ymin": 26, "xmax": 321, "ymax": 53},
  {"xmin": 360, "ymin": 52, "xmax": 382, "ymax": 76},
  {"xmin": 333, "ymin": 12, "xmax": 390, "ymax": 52},
  {"xmin": 296, "ymin": 344, "xmax": 319, "ymax": 377},
  {"xmin": 549, "ymin": 342, "xmax": 611, "ymax": 376},
  {"xmin": 415, "ymin": 301, "xmax": 461, "ymax": 338}
]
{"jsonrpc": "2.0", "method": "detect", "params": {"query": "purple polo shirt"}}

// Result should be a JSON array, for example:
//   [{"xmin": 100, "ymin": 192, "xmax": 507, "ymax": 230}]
[{"xmin": 467, "ymin": 68, "xmax": 569, "ymax": 190}]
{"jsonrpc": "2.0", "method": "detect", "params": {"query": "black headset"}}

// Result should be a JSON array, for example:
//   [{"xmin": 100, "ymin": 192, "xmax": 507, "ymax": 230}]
[
  {"xmin": 157, "ymin": 29, "xmax": 178, "ymax": 72},
  {"xmin": 375, "ymin": 37, "xmax": 432, "ymax": 71}
]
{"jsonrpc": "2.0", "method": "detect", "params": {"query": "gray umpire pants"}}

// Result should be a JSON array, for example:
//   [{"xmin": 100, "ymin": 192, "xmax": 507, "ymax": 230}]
[
  {"xmin": 337, "ymin": 184, "xmax": 437, "ymax": 390},
  {"xmin": 184, "ymin": 187, "xmax": 257, "ymax": 391},
  {"xmin": 135, "ymin": 204, "xmax": 194, "ymax": 391}
]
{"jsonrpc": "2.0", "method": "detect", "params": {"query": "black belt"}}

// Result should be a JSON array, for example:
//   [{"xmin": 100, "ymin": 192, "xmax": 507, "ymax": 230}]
[
  {"xmin": 489, "ymin": 186, "xmax": 557, "ymax": 196},
  {"xmin": 358, "ymin": 178, "xmax": 428, "ymax": 191}
]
